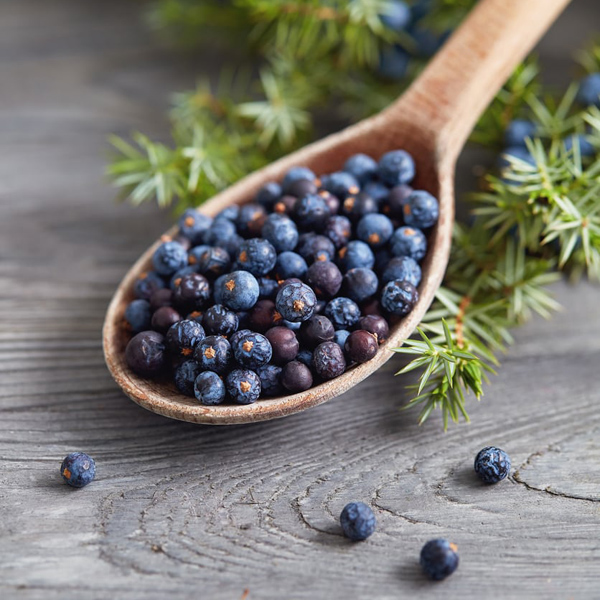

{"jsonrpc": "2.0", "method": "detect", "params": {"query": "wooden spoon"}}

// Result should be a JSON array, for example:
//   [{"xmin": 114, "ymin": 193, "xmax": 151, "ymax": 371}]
[{"xmin": 103, "ymin": 0, "xmax": 570, "ymax": 424}]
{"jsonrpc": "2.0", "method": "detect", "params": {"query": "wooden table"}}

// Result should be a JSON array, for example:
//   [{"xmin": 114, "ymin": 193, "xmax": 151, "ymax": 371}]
[{"xmin": 1, "ymin": 1, "xmax": 599, "ymax": 598}]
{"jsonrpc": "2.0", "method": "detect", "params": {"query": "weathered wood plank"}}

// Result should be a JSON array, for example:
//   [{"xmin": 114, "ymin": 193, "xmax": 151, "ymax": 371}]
[{"xmin": 1, "ymin": 1, "xmax": 600, "ymax": 599}]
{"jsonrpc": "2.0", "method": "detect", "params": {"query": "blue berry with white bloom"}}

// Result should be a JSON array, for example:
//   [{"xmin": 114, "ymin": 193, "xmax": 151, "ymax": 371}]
[
  {"xmin": 340, "ymin": 502, "xmax": 376, "ymax": 541},
  {"xmin": 235, "ymin": 238, "xmax": 277, "ymax": 276},
  {"xmin": 343, "ymin": 153, "xmax": 378, "ymax": 185},
  {"xmin": 325, "ymin": 297, "xmax": 361, "ymax": 330},
  {"xmin": 381, "ymin": 256, "xmax": 421, "ymax": 287},
  {"xmin": 420, "ymin": 539, "xmax": 459, "ymax": 580},
  {"xmin": 214, "ymin": 271, "xmax": 259, "ymax": 311},
  {"xmin": 378, "ymin": 150, "xmax": 415, "ymax": 186},
  {"xmin": 194, "ymin": 371, "xmax": 226, "ymax": 405},
  {"xmin": 357, "ymin": 213, "xmax": 394, "ymax": 248},
  {"xmin": 124, "ymin": 299, "xmax": 151, "ymax": 333},
  {"xmin": 276, "ymin": 282, "xmax": 317, "ymax": 322},
  {"xmin": 282, "ymin": 166, "xmax": 316, "ymax": 194},
  {"xmin": 152, "ymin": 241, "xmax": 188, "ymax": 276},
  {"xmin": 381, "ymin": 280, "xmax": 418, "ymax": 315},
  {"xmin": 262, "ymin": 213, "xmax": 299, "ymax": 252},
  {"xmin": 275, "ymin": 251, "xmax": 308, "ymax": 281},
  {"xmin": 390, "ymin": 226, "xmax": 427, "ymax": 261},
  {"xmin": 226, "ymin": 369, "xmax": 261, "ymax": 404},
  {"xmin": 178, "ymin": 209, "xmax": 212, "ymax": 244},
  {"xmin": 338, "ymin": 240, "xmax": 375, "ymax": 272},
  {"xmin": 403, "ymin": 190, "xmax": 439, "ymax": 229},
  {"xmin": 322, "ymin": 171, "xmax": 360, "ymax": 200},
  {"xmin": 61, "ymin": 452, "xmax": 96, "ymax": 488},
  {"xmin": 232, "ymin": 331, "xmax": 272, "ymax": 369},
  {"xmin": 474, "ymin": 446, "xmax": 511, "ymax": 484}
]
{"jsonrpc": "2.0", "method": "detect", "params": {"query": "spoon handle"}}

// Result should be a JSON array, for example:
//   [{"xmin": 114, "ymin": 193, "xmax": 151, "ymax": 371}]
[{"xmin": 387, "ymin": 0, "xmax": 571, "ymax": 160}]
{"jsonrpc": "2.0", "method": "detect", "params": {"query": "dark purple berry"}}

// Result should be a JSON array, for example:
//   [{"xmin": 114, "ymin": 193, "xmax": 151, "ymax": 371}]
[
  {"xmin": 341, "ymin": 192, "xmax": 378, "ymax": 223},
  {"xmin": 173, "ymin": 273, "xmax": 211, "ymax": 312},
  {"xmin": 151, "ymin": 306, "xmax": 182, "ymax": 334},
  {"xmin": 256, "ymin": 364, "xmax": 283, "ymax": 397},
  {"xmin": 126, "ymin": 331, "xmax": 166, "ymax": 376},
  {"xmin": 281, "ymin": 361, "xmax": 313, "ymax": 393},
  {"xmin": 344, "ymin": 330, "xmax": 378, "ymax": 363},
  {"xmin": 358, "ymin": 315, "xmax": 389, "ymax": 344},
  {"xmin": 255, "ymin": 181, "xmax": 282, "ymax": 209},
  {"xmin": 383, "ymin": 184, "xmax": 412, "ymax": 218},
  {"xmin": 248, "ymin": 299, "xmax": 283, "ymax": 333},
  {"xmin": 293, "ymin": 194, "xmax": 329, "ymax": 231},
  {"xmin": 324, "ymin": 215, "xmax": 352, "ymax": 249},
  {"xmin": 265, "ymin": 326, "xmax": 299, "ymax": 365},
  {"xmin": 236, "ymin": 203, "xmax": 267, "ymax": 238},
  {"xmin": 296, "ymin": 233, "xmax": 336, "ymax": 264},
  {"xmin": 149, "ymin": 288, "xmax": 174, "ymax": 312},
  {"xmin": 134, "ymin": 271, "xmax": 165, "ymax": 300},
  {"xmin": 287, "ymin": 178, "xmax": 318, "ymax": 198},
  {"xmin": 300, "ymin": 315, "xmax": 335, "ymax": 349},
  {"xmin": 313, "ymin": 341, "xmax": 346, "ymax": 380}
]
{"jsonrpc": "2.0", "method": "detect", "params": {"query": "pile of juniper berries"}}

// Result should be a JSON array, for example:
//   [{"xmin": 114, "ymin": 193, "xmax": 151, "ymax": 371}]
[{"xmin": 124, "ymin": 150, "xmax": 439, "ymax": 405}]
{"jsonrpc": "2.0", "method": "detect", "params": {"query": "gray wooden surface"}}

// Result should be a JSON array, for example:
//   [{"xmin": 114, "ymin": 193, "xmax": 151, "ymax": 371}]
[{"xmin": 1, "ymin": 1, "xmax": 599, "ymax": 598}]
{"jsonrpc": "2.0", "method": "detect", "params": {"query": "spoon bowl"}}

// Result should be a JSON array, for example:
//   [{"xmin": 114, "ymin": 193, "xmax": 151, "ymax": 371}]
[{"xmin": 104, "ymin": 0, "xmax": 570, "ymax": 424}]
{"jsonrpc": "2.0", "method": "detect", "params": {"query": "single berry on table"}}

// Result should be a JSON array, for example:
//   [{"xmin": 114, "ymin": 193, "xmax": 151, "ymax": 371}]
[
  {"xmin": 337, "ymin": 240, "xmax": 375, "ymax": 272},
  {"xmin": 214, "ymin": 271, "xmax": 260, "ymax": 311},
  {"xmin": 345, "ymin": 330, "xmax": 378, "ymax": 363},
  {"xmin": 203, "ymin": 304, "xmax": 239, "ymax": 337},
  {"xmin": 151, "ymin": 306, "xmax": 182, "ymax": 334},
  {"xmin": 390, "ymin": 226, "xmax": 427, "ymax": 261},
  {"xmin": 343, "ymin": 268, "xmax": 379, "ymax": 303},
  {"xmin": 194, "ymin": 371, "xmax": 226, "ymax": 405},
  {"xmin": 340, "ymin": 502, "xmax": 376, "ymax": 541},
  {"xmin": 313, "ymin": 341, "xmax": 346, "ymax": 380},
  {"xmin": 343, "ymin": 153, "xmax": 378, "ymax": 185},
  {"xmin": 152, "ymin": 241, "xmax": 188, "ymax": 277},
  {"xmin": 381, "ymin": 280, "xmax": 419, "ymax": 316},
  {"xmin": 275, "ymin": 251, "xmax": 308, "ymax": 280},
  {"xmin": 420, "ymin": 539, "xmax": 459, "ymax": 581},
  {"xmin": 403, "ymin": 190, "xmax": 440, "ymax": 229},
  {"xmin": 324, "ymin": 297, "xmax": 361, "ymax": 330},
  {"xmin": 255, "ymin": 364, "xmax": 283, "ymax": 397},
  {"xmin": 474, "ymin": 446, "xmax": 511, "ymax": 484},
  {"xmin": 377, "ymin": 150, "xmax": 415, "ymax": 186},
  {"xmin": 255, "ymin": 181, "xmax": 282, "ymax": 209},
  {"xmin": 232, "ymin": 331, "xmax": 273, "ymax": 368},
  {"xmin": 276, "ymin": 282, "xmax": 317, "ymax": 322},
  {"xmin": 305, "ymin": 261, "xmax": 343, "ymax": 299},
  {"xmin": 174, "ymin": 359, "xmax": 202, "ymax": 396},
  {"xmin": 165, "ymin": 319, "xmax": 205, "ymax": 357},
  {"xmin": 281, "ymin": 360, "xmax": 313, "ymax": 392},
  {"xmin": 173, "ymin": 273, "xmax": 211, "ymax": 313},
  {"xmin": 198, "ymin": 246, "xmax": 231, "ymax": 278},
  {"xmin": 381, "ymin": 256, "xmax": 422, "ymax": 287},
  {"xmin": 261, "ymin": 213, "xmax": 299, "ymax": 252},
  {"xmin": 124, "ymin": 299, "xmax": 151, "ymax": 333},
  {"xmin": 61, "ymin": 452, "xmax": 96, "ymax": 488},
  {"xmin": 226, "ymin": 369, "xmax": 261, "ymax": 404},
  {"xmin": 265, "ymin": 326, "xmax": 299, "ymax": 365},
  {"xmin": 126, "ymin": 331, "xmax": 166, "ymax": 376},
  {"xmin": 194, "ymin": 335, "xmax": 232, "ymax": 374},
  {"xmin": 300, "ymin": 315, "xmax": 335, "ymax": 349}
]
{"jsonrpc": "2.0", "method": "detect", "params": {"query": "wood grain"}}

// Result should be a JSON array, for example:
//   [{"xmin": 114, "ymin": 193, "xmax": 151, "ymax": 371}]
[
  {"xmin": 104, "ymin": 0, "xmax": 570, "ymax": 424},
  {"xmin": 1, "ymin": 0, "xmax": 600, "ymax": 598}
]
